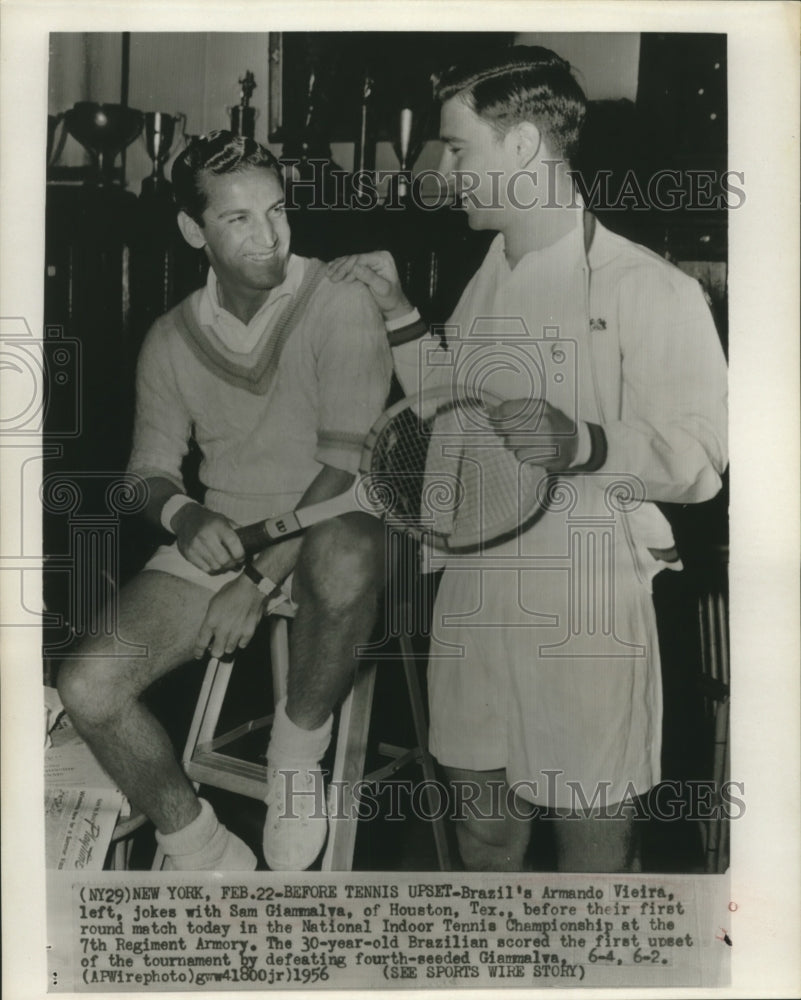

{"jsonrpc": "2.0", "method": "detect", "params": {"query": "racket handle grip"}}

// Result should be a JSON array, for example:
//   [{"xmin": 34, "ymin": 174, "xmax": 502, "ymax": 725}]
[{"xmin": 236, "ymin": 522, "xmax": 272, "ymax": 556}]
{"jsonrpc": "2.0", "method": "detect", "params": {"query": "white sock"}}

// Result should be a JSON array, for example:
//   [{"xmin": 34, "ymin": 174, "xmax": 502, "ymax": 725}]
[
  {"xmin": 156, "ymin": 799, "xmax": 257, "ymax": 871},
  {"xmin": 267, "ymin": 698, "xmax": 332, "ymax": 768}
]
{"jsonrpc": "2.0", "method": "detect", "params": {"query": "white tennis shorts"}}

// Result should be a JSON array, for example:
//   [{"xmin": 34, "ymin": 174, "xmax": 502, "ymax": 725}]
[
  {"xmin": 143, "ymin": 542, "xmax": 295, "ymax": 615},
  {"xmin": 426, "ymin": 537, "xmax": 663, "ymax": 810}
]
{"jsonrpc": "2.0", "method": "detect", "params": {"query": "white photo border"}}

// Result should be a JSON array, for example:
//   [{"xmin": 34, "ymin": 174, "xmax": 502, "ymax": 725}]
[{"xmin": 1, "ymin": 1, "xmax": 799, "ymax": 998}]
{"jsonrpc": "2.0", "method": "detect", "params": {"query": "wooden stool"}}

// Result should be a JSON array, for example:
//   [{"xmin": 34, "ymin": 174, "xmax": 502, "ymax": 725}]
[{"xmin": 181, "ymin": 607, "xmax": 451, "ymax": 871}]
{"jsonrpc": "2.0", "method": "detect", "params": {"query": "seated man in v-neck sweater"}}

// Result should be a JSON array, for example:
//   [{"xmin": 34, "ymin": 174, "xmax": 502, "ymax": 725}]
[{"xmin": 57, "ymin": 131, "xmax": 393, "ymax": 871}]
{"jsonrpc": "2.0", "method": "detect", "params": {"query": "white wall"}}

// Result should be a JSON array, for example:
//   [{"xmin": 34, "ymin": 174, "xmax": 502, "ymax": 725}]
[
  {"xmin": 48, "ymin": 32, "xmax": 641, "ymax": 192},
  {"xmin": 126, "ymin": 33, "xmax": 275, "ymax": 191},
  {"xmin": 49, "ymin": 33, "xmax": 124, "ymax": 170},
  {"xmin": 378, "ymin": 33, "xmax": 643, "ymax": 199},
  {"xmin": 49, "ymin": 32, "xmax": 276, "ymax": 189},
  {"xmin": 515, "ymin": 32, "xmax": 641, "ymax": 102}
]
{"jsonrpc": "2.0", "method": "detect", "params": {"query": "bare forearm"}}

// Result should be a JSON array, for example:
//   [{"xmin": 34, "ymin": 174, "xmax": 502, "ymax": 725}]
[
  {"xmin": 142, "ymin": 476, "xmax": 188, "ymax": 532},
  {"xmin": 250, "ymin": 465, "xmax": 356, "ymax": 584}
]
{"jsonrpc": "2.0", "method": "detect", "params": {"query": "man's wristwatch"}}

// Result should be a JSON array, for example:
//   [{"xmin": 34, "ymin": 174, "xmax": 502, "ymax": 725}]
[{"xmin": 241, "ymin": 563, "xmax": 282, "ymax": 600}]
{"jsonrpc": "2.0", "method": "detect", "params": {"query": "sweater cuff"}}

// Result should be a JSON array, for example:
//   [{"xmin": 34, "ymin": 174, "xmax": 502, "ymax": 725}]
[
  {"xmin": 387, "ymin": 315, "xmax": 428, "ymax": 348},
  {"xmin": 385, "ymin": 307, "xmax": 420, "ymax": 331},
  {"xmin": 315, "ymin": 429, "xmax": 366, "ymax": 475},
  {"xmin": 569, "ymin": 422, "xmax": 608, "ymax": 473},
  {"xmin": 160, "ymin": 494, "xmax": 197, "ymax": 533}
]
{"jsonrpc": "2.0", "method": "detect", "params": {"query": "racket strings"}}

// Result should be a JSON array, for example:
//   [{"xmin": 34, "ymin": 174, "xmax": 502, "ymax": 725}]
[
  {"xmin": 369, "ymin": 400, "xmax": 545, "ymax": 548},
  {"xmin": 369, "ymin": 405, "xmax": 433, "ymax": 523}
]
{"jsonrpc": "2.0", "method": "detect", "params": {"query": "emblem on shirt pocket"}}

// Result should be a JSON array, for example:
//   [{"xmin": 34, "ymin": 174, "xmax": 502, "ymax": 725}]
[{"xmin": 590, "ymin": 318, "xmax": 607, "ymax": 332}]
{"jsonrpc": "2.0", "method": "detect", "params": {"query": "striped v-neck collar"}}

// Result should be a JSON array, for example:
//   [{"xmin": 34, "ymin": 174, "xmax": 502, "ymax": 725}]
[
  {"xmin": 172, "ymin": 258, "xmax": 325, "ymax": 395},
  {"xmin": 200, "ymin": 254, "xmax": 305, "ymax": 354}
]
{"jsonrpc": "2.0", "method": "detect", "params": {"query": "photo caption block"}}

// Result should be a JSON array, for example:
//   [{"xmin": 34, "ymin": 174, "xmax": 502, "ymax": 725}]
[{"xmin": 48, "ymin": 871, "xmax": 730, "ymax": 991}]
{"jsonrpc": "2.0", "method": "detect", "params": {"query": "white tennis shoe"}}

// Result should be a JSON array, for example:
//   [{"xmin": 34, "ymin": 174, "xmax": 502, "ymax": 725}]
[{"xmin": 263, "ymin": 763, "xmax": 328, "ymax": 870}]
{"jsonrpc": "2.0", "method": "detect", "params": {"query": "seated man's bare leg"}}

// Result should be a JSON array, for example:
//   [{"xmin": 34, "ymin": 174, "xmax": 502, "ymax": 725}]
[
  {"xmin": 263, "ymin": 512, "xmax": 385, "ymax": 870},
  {"xmin": 287, "ymin": 511, "xmax": 386, "ymax": 727},
  {"xmin": 552, "ymin": 809, "xmax": 641, "ymax": 873},
  {"xmin": 58, "ymin": 569, "xmax": 257, "ymax": 869},
  {"xmin": 57, "ymin": 570, "xmax": 210, "ymax": 835},
  {"xmin": 443, "ymin": 766, "xmax": 534, "ymax": 872}
]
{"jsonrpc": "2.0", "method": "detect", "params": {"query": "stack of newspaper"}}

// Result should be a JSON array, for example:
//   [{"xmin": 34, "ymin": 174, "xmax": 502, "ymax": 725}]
[{"xmin": 44, "ymin": 687, "xmax": 128, "ymax": 870}]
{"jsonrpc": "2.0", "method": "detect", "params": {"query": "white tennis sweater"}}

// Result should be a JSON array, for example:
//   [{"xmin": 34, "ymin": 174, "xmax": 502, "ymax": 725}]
[
  {"xmin": 393, "ymin": 212, "xmax": 728, "ymax": 573},
  {"xmin": 128, "ymin": 257, "xmax": 393, "ymax": 526}
]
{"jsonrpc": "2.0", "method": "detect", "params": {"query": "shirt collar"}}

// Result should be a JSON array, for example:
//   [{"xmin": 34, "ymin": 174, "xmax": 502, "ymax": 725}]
[
  {"xmin": 494, "ymin": 208, "xmax": 585, "ymax": 273},
  {"xmin": 199, "ymin": 253, "xmax": 305, "ymax": 344}
]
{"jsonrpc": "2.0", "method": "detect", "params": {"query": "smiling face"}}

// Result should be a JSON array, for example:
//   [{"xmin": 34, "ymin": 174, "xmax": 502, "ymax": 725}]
[
  {"xmin": 193, "ymin": 165, "xmax": 291, "ymax": 300},
  {"xmin": 438, "ymin": 96, "xmax": 523, "ymax": 232}
]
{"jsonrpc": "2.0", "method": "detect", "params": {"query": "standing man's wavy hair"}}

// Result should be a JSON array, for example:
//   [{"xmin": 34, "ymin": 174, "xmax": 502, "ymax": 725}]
[
  {"xmin": 172, "ymin": 129, "xmax": 283, "ymax": 224},
  {"xmin": 435, "ymin": 45, "xmax": 588, "ymax": 165}
]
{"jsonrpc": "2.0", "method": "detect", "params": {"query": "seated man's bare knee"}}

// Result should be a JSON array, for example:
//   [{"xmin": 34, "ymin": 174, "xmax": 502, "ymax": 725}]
[
  {"xmin": 57, "ymin": 654, "xmax": 132, "ymax": 732},
  {"xmin": 297, "ymin": 513, "xmax": 385, "ymax": 607}
]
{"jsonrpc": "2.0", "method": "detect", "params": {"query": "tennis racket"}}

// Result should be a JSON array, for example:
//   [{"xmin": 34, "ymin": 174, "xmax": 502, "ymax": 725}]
[{"xmin": 235, "ymin": 386, "xmax": 555, "ymax": 555}]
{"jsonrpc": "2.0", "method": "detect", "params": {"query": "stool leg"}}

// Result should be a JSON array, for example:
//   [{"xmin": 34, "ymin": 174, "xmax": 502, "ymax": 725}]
[
  {"xmin": 321, "ymin": 664, "xmax": 377, "ymax": 871},
  {"xmin": 110, "ymin": 837, "xmax": 128, "ymax": 871},
  {"xmin": 270, "ymin": 617, "xmax": 290, "ymax": 704},
  {"xmin": 399, "ymin": 632, "xmax": 453, "ymax": 872},
  {"xmin": 182, "ymin": 657, "xmax": 232, "ymax": 767}
]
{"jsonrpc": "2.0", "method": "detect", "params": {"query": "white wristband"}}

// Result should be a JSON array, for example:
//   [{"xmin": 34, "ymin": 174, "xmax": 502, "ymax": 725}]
[
  {"xmin": 257, "ymin": 575, "xmax": 281, "ymax": 598},
  {"xmin": 385, "ymin": 307, "xmax": 421, "ymax": 331},
  {"xmin": 242, "ymin": 562, "xmax": 281, "ymax": 597},
  {"xmin": 160, "ymin": 494, "xmax": 196, "ymax": 533}
]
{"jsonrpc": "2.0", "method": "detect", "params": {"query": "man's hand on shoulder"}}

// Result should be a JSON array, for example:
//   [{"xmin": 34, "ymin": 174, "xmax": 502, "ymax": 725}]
[
  {"xmin": 327, "ymin": 251, "xmax": 413, "ymax": 321},
  {"xmin": 193, "ymin": 574, "xmax": 266, "ymax": 660},
  {"xmin": 172, "ymin": 503, "xmax": 245, "ymax": 574}
]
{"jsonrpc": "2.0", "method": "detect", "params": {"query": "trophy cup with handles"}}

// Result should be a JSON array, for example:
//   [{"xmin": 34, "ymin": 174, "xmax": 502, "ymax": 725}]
[
  {"xmin": 47, "ymin": 113, "xmax": 67, "ymax": 172},
  {"xmin": 141, "ymin": 111, "xmax": 186, "ymax": 198},
  {"xmin": 391, "ymin": 106, "xmax": 425, "ymax": 203},
  {"xmin": 62, "ymin": 102, "xmax": 144, "ymax": 187}
]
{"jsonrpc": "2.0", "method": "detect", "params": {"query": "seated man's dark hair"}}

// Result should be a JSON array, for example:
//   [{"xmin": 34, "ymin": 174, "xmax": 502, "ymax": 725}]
[
  {"xmin": 435, "ymin": 45, "xmax": 587, "ymax": 164},
  {"xmin": 172, "ymin": 129, "xmax": 283, "ymax": 223}
]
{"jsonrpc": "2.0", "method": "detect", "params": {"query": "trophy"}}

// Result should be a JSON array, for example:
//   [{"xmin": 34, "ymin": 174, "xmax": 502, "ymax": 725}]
[
  {"xmin": 228, "ymin": 71, "xmax": 258, "ymax": 139},
  {"xmin": 352, "ymin": 74, "xmax": 376, "ymax": 197},
  {"xmin": 47, "ymin": 113, "xmax": 67, "ymax": 169},
  {"xmin": 141, "ymin": 111, "xmax": 186, "ymax": 197},
  {"xmin": 63, "ymin": 102, "xmax": 144, "ymax": 187},
  {"xmin": 391, "ymin": 107, "xmax": 425, "ymax": 202}
]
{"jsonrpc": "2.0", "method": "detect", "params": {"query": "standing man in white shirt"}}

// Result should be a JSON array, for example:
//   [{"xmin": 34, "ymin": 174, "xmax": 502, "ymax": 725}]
[
  {"xmin": 58, "ymin": 131, "xmax": 393, "ymax": 871},
  {"xmin": 328, "ymin": 46, "xmax": 728, "ymax": 872}
]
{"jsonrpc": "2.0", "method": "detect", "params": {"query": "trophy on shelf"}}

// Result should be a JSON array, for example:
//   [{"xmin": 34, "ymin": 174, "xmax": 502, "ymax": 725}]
[
  {"xmin": 352, "ymin": 74, "xmax": 376, "ymax": 198},
  {"xmin": 47, "ymin": 113, "xmax": 67, "ymax": 171},
  {"xmin": 141, "ymin": 111, "xmax": 186, "ymax": 198},
  {"xmin": 62, "ymin": 102, "xmax": 144, "ymax": 187},
  {"xmin": 228, "ymin": 71, "xmax": 258, "ymax": 139},
  {"xmin": 391, "ymin": 107, "xmax": 425, "ymax": 203}
]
